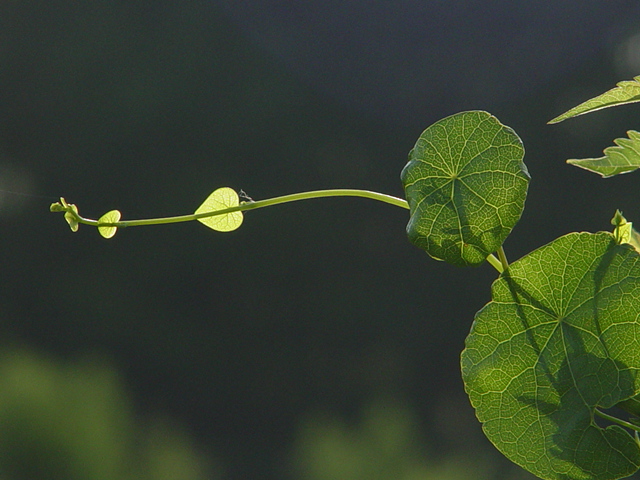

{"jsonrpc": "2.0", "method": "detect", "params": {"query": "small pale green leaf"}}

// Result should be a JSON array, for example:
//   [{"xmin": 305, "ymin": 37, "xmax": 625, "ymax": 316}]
[
  {"xmin": 462, "ymin": 232, "xmax": 640, "ymax": 480},
  {"xmin": 195, "ymin": 187, "xmax": 243, "ymax": 232},
  {"xmin": 611, "ymin": 210, "xmax": 632, "ymax": 244},
  {"xmin": 401, "ymin": 111, "xmax": 530, "ymax": 267},
  {"xmin": 611, "ymin": 209, "xmax": 627, "ymax": 228},
  {"xmin": 567, "ymin": 130, "xmax": 640, "ymax": 177},
  {"xmin": 50, "ymin": 202, "xmax": 65, "ymax": 213},
  {"xmin": 610, "ymin": 211, "xmax": 640, "ymax": 254},
  {"xmin": 64, "ymin": 203, "xmax": 80, "ymax": 232},
  {"xmin": 615, "ymin": 222, "xmax": 632, "ymax": 245},
  {"xmin": 549, "ymin": 76, "xmax": 640, "ymax": 124},
  {"xmin": 98, "ymin": 210, "xmax": 121, "ymax": 239}
]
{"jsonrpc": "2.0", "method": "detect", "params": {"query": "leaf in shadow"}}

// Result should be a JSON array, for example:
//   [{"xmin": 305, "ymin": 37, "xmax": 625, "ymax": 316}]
[{"xmin": 462, "ymin": 232, "xmax": 640, "ymax": 480}]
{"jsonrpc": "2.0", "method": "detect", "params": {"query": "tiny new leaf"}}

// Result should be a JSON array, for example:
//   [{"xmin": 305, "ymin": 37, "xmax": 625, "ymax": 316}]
[
  {"xmin": 611, "ymin": 210, "xmax": 632, "ymax": 245},
  {"xmin": 195, "ymin": 187, "xmax": 243, "ymax": 232},
  {"xmin": 401, "ymin": 111, "xmax": 529, "ymax": 267},
  {"xmin": 567, "ymin": 130, "xmax": 640, "ymax": 178},
  {"xmin": 462, "ymin": 232, "xmax": 640, "ymax": 480},
  {"xmin": 51, "ymin": 198, "xmax": 81, "ymax": 232},
  {"xmin": 64, "ymin": 205, "xmax": 79, "ymax": 232},
  {"xmin": 97, "ymin": 210, "xmax": 121, "ymax": 239},
  {"xmin": 549, "ymin": 76, "xmax": 640, "ymax": 124}
]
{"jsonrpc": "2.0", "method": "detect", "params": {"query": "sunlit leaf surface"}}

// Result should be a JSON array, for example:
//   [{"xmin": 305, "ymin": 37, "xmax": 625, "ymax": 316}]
[
  {"xmin": 64, "ymin": 204, "xmax": 80, "ymax": 232},
  {"xmin": 567, "ymin": 130, "xmax": 640, "ymax": 178},
  {"xmin": 195, "ymin": 187, "xmax": 243, "ymax": 232},
  {"xmin": 401, "ymin": 111, "xmax": 529, "ymax": 266},
  {"xmin": 462, "ymin": 232, "xmax": 640, "ymax": 480},
  {"xmin": 549, "ymin": 76, "xmax": 640, "ymax": 124},
  {"xmin": 98, "ymin": 210, "xmax": 121, "ymax": 239}
]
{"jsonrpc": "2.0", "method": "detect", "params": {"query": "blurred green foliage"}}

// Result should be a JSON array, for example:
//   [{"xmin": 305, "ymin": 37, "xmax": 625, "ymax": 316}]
[
  {"xmin": 291, "ymin": 397, "xmax": 496, "ymax": 480},
  {"xmin": 0, "ymin": 347, "xmax": 219, "ymax": 480}
]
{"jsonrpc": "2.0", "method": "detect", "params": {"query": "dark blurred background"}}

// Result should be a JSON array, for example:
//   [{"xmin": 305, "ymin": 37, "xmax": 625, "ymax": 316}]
[{"xmin": 2, "ymin": 1, "xmax": 640, "ymax": 479}]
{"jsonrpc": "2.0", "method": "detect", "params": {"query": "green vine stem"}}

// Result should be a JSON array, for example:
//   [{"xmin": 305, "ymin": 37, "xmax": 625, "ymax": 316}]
[
  {"xmin": 54, "ymin": 189, "xmax": 409, "ymax": 227},
  {"xmin": 52, "ymin": 187, "xmax": 507, "ymax": 272},
  {"xmin": 497, "ymin": 246, "xmax": 509, "ymax": 271},
  {"xmin": 594, "ymin": 408, "xmax": 640, "ymax": 433},
  {"xmin": 485, "ymin": 253, "xmax": 504, "ymax": 274}
]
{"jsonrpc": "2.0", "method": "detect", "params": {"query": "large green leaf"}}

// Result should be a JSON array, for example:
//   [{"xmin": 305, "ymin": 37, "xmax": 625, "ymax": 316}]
[
  {"xmin": 567, "ymin": 130, "xmax": 640, "ymax": 178},
  {"xmin": 401, "ymin": 111, "xmax": 529, "ymax": 267},
  {"xmin": 462, "ymin": 232, "xmax": 640, "ymax": 480},
  {"xmin": 549, "ymin": 76, "xmax": 640, "ymax": 124}
]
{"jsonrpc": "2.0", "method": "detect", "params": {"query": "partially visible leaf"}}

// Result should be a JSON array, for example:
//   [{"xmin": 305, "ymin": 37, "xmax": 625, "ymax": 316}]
[
  {"xmin": 195, "ymin": 187, "xmax": 243, "ymax": 232},
  {"xmin": 549, "ymin": 76, "xmax": 640, "ymax": 124},
  {"xmin": 462, "ymin": 232, "xmax": 640, "ymax": 480},
  {"xmin": 631, "ymin": 228, "xmax": 640, "ymax": 254},
  {"xmin": 98, "ymin": 210, "xmax": 121, "ymax": 239},
  {"xmin": 567, "ymin": 130, "xmax": 640, "ymax": 178},
  {"xmin": 401, "ymin": 111, "xmax": 529, "ymax": 267}
]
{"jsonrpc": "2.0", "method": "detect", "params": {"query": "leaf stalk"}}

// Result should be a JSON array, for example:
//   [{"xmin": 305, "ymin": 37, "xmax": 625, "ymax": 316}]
[
  {"xmin": 497, "ymin": 246, "xmax": 509, "ymax": 271},
  {"xmin": 486, "ymin": 254, "xmax": 504, "ymax": 274},
  {"xmin": 594, "ymin": 408, "xmax": 640, "ymax": 433}
]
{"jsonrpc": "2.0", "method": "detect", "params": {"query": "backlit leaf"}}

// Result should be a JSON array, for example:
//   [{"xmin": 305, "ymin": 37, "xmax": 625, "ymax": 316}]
[
  {"xmin": 567, "ymin": 130, "xmax": 640, "ymax": 177},
  {"xmin": 401, "ymin": 111, "xmax": 529, "ymax": 267},
  {"xmin": 462, "ymin": 232, "xmax": 640, "ymax": 480},
  {"xmin": 195, "ymin": 187, "xmax": 243, "ymax": 232},
  {"xmin": 549, "ymin": 76, "xmax": 640, "ymax": 124},
  {"xmin": 57, "ymin": 198, "xmax": 81, "ymax": 233},
  {"xmin": 64, "ymin": 204, "xmax": 79, "ymax": 232},
  {"xmin": 611, "ymin": 210, "xmax": 632, "ymax": 245},
  {"xmin": 98, "ymin": 210, "xmax": 121, "ymax": 239}
]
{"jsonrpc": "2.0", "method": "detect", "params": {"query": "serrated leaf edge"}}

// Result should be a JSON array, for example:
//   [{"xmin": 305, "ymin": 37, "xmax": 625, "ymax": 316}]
[
  {"xmin": 567, "ymin": 130, "xmax": 640, "ymax": 178},
  {"xmin": 549, "ymin": 75, "xmax": 640, "ymax": 124}
]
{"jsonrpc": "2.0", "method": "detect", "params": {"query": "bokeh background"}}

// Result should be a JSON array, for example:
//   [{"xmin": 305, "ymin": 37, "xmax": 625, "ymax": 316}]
[{"xmin": 2, "ymin": 1, "xmax": 640, "ymax": 479}]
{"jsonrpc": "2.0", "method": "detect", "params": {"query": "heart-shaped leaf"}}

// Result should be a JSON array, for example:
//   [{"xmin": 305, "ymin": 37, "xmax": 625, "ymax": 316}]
[
  {"xmin": 567, "ymin": 130, "xmax": 640, "ymax": 178},
  {"xmin": 462, "ymin": 232, "xmax": 640, "ymax": 480},
  {"xmin": 195, "ymin": 187, "xmax": 243, "ymax": 232},
  {"xmin": 549, "ymin": 76, "xmax": 640, "ymax": 124},
  {"xmin": 401, "ymin": 111, "xmax": 529, "ymax": 266},
  {"xmin": 98, "ymin": 210, "xmax": 121, "ymax": 239}
]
